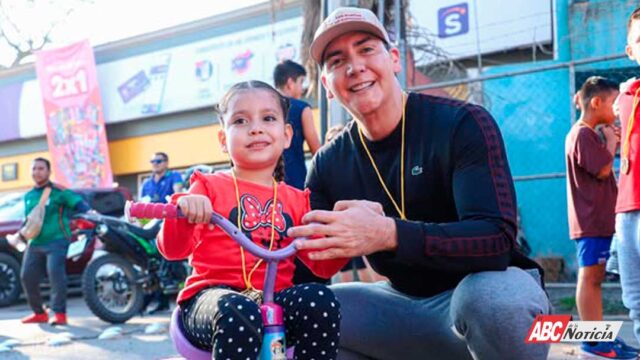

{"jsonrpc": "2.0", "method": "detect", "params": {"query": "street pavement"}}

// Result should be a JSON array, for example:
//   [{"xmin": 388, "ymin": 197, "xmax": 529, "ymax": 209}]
[
  {"xmin": 0, "ymin": 296, "xmax": 638, "ymax": 359},
  {"xmin": 0, "ymin": 296, "xmax": 175, "ymax": 360}
]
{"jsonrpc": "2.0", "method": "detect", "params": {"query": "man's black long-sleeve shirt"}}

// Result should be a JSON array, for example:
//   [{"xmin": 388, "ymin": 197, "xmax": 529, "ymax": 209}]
[{"xmin": 306, "ymin": 93, "xmax": 540, "ymax": 297}]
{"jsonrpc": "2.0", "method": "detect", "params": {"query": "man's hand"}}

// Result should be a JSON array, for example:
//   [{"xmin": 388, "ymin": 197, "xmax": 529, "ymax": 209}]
[
  {"xmin": 7, "ymin": 232, "xmax": 22, "ymax": 247},
  {"xmin": 288, "ymin": 200, "xmax": 397, "ymax": 260}
]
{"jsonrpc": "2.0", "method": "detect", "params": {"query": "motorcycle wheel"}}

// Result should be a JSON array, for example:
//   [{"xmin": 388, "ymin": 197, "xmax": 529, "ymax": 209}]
[
  {"xmin": 0, "ymin": 253, "xmax": 21, "ymax": 307},
  {"xmin": 82, "ymin": 253, "xmax": 144, "ymax": 323}
]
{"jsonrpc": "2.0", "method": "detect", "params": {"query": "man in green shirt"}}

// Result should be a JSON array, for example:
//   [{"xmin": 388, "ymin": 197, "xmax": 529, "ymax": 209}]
[{"xmin": 20, "ymin": 158, "xmax": 90, "ymax": 326}]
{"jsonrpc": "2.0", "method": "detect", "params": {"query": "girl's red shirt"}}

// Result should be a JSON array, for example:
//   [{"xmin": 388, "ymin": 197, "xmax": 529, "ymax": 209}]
[{"xmin": 158, "ymin": 171, "xmax": 348, "ymax": 303}]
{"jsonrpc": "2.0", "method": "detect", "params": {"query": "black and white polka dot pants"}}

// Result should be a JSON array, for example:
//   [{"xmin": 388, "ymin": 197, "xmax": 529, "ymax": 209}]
[{"xmin": 180, "ymin": 283, "xmax": 341, "ymax": 360}]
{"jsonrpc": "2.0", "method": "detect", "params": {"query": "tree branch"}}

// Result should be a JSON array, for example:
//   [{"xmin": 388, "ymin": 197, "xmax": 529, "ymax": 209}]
[{"xmin": 0, "ymin": 0, "xmax": 92, "ymax": 68}]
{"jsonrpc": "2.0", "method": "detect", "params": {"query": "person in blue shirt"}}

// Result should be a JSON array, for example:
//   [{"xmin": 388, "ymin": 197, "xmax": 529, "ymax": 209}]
[
  {"xmin": 140, "ymin": 152, "xmax": 183, "ymax": 314},
  {"xmin": 273, "ymin": 60, "xmax": 321, "ymax": 190},
  {"xmin": 141, "ymin": 152, "xmax": 183, "ymax": 203}
]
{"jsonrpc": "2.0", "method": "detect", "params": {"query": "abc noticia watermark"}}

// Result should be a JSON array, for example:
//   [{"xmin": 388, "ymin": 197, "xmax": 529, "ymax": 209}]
[{"xmin": 525, "ymin": 315, "xmax": 623, "ymax": 343}]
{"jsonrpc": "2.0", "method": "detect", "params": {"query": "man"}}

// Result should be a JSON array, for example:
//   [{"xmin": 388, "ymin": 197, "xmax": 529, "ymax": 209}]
[
  {"xmin": 566, "ymin": 77, "xmax": 636, "ymax": 359},
  {"xmin": 274, "ymin": 60, "xmax": 322, "ymax": 190},
  {"xmin": 288, "ymin": 8, "xmax": 550, "ymax": 359},
  {"xmin": 19, "ymin": 158, "xmax": 90, "ymax": 326},
  {"xmin": 140, "ymin": 152, "xmax": 183, "ymax": 314},
  {"xmin": 140, "ymin": 152, "xmax": 183, "ymax": 203}
]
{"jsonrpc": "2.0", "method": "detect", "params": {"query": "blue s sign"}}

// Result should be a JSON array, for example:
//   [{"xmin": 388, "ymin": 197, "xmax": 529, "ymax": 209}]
[{"xmin": 438, "ymin": 3, "xmax": 469, "ymax": 38}]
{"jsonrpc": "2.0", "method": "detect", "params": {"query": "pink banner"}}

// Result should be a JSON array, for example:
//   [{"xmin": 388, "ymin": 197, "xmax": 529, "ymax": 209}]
[{"xmin": 35, "ymin": 40, "xmax": 113, "ymax": 188}]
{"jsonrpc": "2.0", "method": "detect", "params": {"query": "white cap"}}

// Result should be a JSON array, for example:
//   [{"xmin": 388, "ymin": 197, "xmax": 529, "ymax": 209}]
[{"xmin": 310, "ymin": 7, "xmax": 391, "ymax": 65}]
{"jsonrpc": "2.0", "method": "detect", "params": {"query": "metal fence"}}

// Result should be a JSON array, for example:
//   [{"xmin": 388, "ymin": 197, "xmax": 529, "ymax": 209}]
[{"xmin": 406, "ymin": 54, "xmax": 635, "ymax": 273}]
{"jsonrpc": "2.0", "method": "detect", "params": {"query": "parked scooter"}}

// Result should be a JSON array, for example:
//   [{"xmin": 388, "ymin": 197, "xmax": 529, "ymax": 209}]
[{"xmin": 69, "ymin": 212, "xmax": 188, "ymax": 323}]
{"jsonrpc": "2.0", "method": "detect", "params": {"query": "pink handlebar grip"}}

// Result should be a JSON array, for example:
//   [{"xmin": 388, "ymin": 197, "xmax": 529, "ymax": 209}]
[{"xmin": 126, "ymin": 201, "xmax": 179, "ymax": 220}]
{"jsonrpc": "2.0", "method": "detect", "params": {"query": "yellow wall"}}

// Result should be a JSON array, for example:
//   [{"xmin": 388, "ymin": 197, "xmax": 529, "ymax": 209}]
[
  {"xmin": 0, "ymin": 125, "xmax": 226, "ymax": 191},
  {"xmin": 0, "ymin": 151, "xmax": 50, "ymax": 191},
  {"xmin": 0, "ymin": 109, "xmax": 323, "ymax": 192},
  {"xmin": 109, "ymin": 124, "xmax": 225, "ymax": 175}
]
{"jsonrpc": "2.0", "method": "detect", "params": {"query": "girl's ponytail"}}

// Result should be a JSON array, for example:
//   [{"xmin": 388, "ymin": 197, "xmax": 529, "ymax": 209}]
[{"xmin": 273, "ymin": 155, "xmax": 286, "ymax": 182}]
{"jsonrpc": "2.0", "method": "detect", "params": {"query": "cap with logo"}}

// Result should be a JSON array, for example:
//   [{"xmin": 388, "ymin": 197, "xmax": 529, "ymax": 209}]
[{"xmin": 310, "ymin": 7, "xmax": 391, "ymax": 65}]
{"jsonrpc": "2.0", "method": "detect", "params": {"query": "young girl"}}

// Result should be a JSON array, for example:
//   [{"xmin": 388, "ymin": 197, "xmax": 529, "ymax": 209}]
[{"xmin": 159, "ymin": 80, "xmax": 347, "ymax": 359}]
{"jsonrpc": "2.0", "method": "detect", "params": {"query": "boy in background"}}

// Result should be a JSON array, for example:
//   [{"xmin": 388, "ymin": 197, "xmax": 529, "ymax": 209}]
[{"xmin": 566, "ymin": 76, "xmax": 637, "ymax": 358}]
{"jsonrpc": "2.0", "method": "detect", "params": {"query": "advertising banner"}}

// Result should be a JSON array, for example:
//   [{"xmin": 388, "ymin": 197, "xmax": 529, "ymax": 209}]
[
  {"xmin": 34, "ymin": 40, "xmax": 113, "ymax": 188},
  {"xmin": 98, "ymin": 16, "xmax": 303, "ymax": 123},
  {"xmin": 2, "ymin": 16, "xmax": 303, "ymax": 141},
  {"xmin": 0, "ymin": 83, "xmax": 22, "ymax": 142}
]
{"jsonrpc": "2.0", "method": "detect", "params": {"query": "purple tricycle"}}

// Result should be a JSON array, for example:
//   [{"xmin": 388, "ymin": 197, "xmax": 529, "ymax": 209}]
[{"xmin": 126, "ymin": 201, "xmax": 299, "ymax": 360}]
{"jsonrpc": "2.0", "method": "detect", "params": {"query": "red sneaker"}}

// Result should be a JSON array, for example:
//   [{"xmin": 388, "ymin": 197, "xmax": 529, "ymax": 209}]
[
  {"xmin": 49, "ymin": 313, "xmax": 67, "ymax": 326},
  {"xmin": 21, "ymin": 312, "xmax": 48, "ymax": 324}
]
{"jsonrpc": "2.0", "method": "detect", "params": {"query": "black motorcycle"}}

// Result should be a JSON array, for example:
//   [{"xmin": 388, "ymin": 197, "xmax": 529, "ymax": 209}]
[{"xmin": 70, "ymin": 212, "xmax": 188, "ymax": 323}]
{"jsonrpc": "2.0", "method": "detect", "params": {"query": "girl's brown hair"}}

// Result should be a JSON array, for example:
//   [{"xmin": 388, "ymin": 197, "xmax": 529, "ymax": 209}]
[{"xmin": 215, "ymin": 81, "xmax": 290, "ymax": 181}]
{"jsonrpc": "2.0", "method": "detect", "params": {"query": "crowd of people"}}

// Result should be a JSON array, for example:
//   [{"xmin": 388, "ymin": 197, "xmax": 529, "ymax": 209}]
[{"xmin": 11, "ymin": 5, "xmax": 640, "ymax": 360}]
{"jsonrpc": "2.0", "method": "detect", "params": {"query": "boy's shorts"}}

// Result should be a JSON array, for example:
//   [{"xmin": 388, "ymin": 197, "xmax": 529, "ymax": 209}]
[{"xmin": 576, "ymin": 236, "xmax": 612, "ymax": 267}]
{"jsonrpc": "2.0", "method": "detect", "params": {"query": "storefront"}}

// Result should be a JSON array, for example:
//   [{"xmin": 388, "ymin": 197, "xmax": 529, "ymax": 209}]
[{"xmin": 0, "ymin": 0, "xmax": 307, "ymax": 195}]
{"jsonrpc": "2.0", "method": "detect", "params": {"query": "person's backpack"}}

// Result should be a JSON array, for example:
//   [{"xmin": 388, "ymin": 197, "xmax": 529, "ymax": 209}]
[{"xmin": 20, "ymin": 186, "xmax": 52, "ymax": 240}]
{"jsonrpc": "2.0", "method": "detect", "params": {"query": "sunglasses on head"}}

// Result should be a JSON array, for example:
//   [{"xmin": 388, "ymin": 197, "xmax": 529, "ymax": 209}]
[{"xmin": 150, "ymin": 159, "xmax": 165, "ymax": 164}]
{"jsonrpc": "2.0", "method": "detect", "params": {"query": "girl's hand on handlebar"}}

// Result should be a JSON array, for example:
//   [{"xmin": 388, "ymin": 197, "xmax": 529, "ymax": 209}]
[{"xmin": 177, "ymin": 195, "xmax": 213, "ymax": 224}]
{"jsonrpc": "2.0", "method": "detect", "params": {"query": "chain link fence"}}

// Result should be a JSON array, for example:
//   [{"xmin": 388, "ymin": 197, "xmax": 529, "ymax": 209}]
[{"xmin": 407, "ymin": 54, "xmax": 634, "ymax": 278}]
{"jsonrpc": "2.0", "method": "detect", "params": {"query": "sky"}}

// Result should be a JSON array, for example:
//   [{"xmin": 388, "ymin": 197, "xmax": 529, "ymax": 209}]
[
  {"xmin": 56, "ymin": 0, "xmax": 268, "ymax": 46},
  {"xmin": 0, "ymin": 0, "xmax": 267, "ymax": 67}
]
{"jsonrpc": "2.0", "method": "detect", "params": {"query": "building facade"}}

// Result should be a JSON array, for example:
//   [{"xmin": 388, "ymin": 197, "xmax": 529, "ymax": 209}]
[{"xmin": 0, "ymin": 1, "xmax": 305, "ymax": 194}]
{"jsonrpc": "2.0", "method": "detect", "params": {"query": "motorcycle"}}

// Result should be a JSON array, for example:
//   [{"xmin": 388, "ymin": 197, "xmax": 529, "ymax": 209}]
[{"xmin": 69, "ymin": 212, "xmax": 188, "ymax": 323}]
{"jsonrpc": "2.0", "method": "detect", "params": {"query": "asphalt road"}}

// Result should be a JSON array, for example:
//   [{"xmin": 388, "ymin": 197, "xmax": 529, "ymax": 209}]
[{"xmin": 0, "ymin": 296, "xmax": 176, "ymax": 360}]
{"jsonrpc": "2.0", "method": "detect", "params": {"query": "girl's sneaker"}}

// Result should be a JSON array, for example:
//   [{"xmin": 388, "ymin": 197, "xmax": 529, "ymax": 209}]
[{"xmin": 580, "ymin": 342, "xmax": 638, "ymax": 359}]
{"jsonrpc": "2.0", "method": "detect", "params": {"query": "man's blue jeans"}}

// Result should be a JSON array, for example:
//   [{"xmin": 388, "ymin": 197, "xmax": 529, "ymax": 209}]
[
  {"xmin": 617, "ymin": 211, "xmax": 640, "ymax": 344},
  {"xmin": 20, "ymin": 239, "xmax": 69, "ymax": 314},
  {"xmin": 331, "ymin": 267, "xmax": 550, "ymax": 360}
]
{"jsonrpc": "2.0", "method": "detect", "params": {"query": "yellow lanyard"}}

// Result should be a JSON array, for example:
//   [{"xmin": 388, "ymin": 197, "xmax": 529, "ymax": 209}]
[
  {"xmin": 231, "ymin": 170, "xmax": 278, "ymax": 290},
  {"xmin": 358, "ymin": 92, "xmax": 407, "ymax": 220},
  {"xmin": 622, "ymin": 87, "xmax": 640, "ymax": 174}
]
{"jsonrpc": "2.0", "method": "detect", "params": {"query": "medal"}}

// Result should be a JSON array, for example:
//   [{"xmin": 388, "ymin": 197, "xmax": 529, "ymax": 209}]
[
  {"xmin": 622, "ymin": 157, "xmax": 630, "ymax": 175},
  {"xmin": 242, "ymin": 288, "xmax": 263, "ymax": 305}
]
